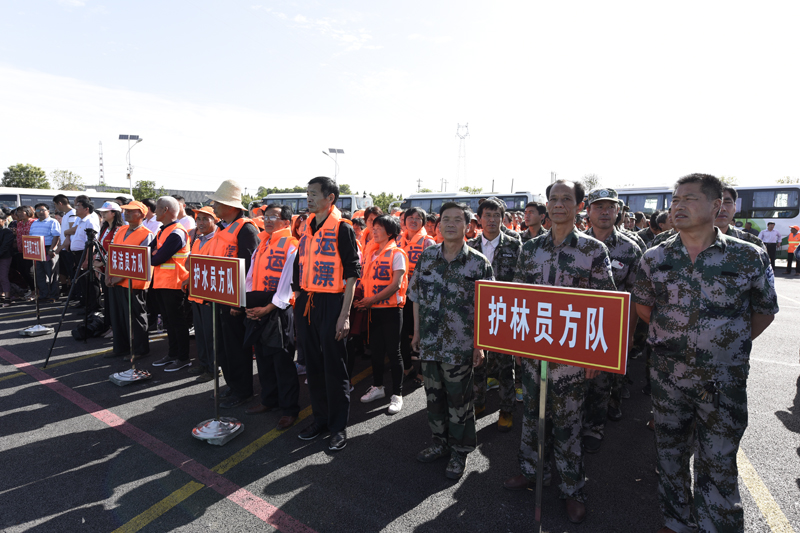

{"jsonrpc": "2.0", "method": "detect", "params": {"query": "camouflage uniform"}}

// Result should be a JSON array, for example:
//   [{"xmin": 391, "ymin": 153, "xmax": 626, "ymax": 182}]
[
  {"xmin": 467, "ymin": 231, "xmax": 521, "ymax": 414},
  {"xmin": 621, "ymin": 228, "xmax": 647, "ymax": 252},
  {"xmin": 500, "ymin": 224, "xmax": 521, "ymax": 241},
  {"xmin": 513, "ymin": 228, "xmax": 616, "ymax": 502},
  {"xmin": 632, "ymin": 228, "xmax": 778, "ymax": 533},
  {"xmin": 582, "ymin": 227, "xmax": 642, "ymax": 440},
  {"xmin": 521, "ymin": 226, "xmax": 547, "ymax": 243},
  {"xmin": 638, "ymin": 226, "xmax": 657, "ymax": 247},
  {"xmin": 407, "ymin": 242, "xmax": 494, "ymax": 456},
  {"xmin": 724, "ymin": 224, "xmax": 767, "ymax": 252},
  {"xmin": 651, "ymin": 228, "xmax": 676, "ymax": 247}
]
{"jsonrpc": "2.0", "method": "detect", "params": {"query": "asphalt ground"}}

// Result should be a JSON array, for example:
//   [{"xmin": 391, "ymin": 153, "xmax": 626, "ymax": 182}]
[{"xmin": 0, "ymin": 275, "xmax": 798, "ymax": 533}]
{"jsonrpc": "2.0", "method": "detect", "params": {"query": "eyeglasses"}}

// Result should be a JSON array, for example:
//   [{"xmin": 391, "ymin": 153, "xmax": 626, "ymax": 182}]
[{"xmin": 264, "ymin": 216, "xmax": 281, "ymax": 221}]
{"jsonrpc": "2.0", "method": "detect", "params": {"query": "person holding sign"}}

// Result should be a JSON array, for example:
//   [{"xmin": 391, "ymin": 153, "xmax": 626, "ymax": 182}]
[
  {"xmin": 503, "ymin": 179, "xmax": 615, "ymax": 525},
  {"xmin": 632, "ymin": 174, "xmax": 778, "ymax": 533},
  {"xmin": 582, "ymin": 189, "xmax": 642, "ymax": 441},
  {"xmin": 107, "ymin": 201, "xmax": 154, "ymax": 359},
  {"xmin": 409, "ymin": 202, "xmax": 493, "ymax": 481},
  {"xmin": 467, "ymin": 198, "xmax": 521, "ymax": 431},
  {"xmin": 29, "ymin": 203, "xmax": 61, "ymax": 302}
]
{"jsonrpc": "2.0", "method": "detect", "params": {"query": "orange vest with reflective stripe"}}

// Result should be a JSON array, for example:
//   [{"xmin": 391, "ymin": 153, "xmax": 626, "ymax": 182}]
[
  {"xmin": 252, "ymin": 227, "xmax": 298, "ymax": 293},
  {"xmin": 362, "ymin": 241, "xmax": 408, "ymax": 308},
  {"xmin": 789, "ymin": 232, "xmax": 800, "ymax": 254},
  {"xmin": 187, "ymin": 229, "xmax": 217, "ymax": 304},
  {"xmin": 152, "ymin": 222, "xmax": 190, "ymax": 289},
  {"xmin": 400, "ymin": 228, "xmax": 429, "ymax": 279},
  {"xmin": 111, "ymin": 225, "xmax": 153, "ymax": 290},
  {"xmin": 206, "ymin": 217, "xmax": 257, "ymax": 258},
  {"xmin": 298, "ymin": 207, "xmax": 346, "ymax": 293}
]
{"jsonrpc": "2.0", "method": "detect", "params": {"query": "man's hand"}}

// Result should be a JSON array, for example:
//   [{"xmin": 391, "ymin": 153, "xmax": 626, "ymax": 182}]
[
  {"xmin": 335, "ymin": 315, "xmax": 350, "ymax": 341},
  {"xmin": 230, "ymin": 308, "xmax": 242, "ymax": 316},
  {"xmin": 246, "ymin": 305, "xmax": 274, "ymax": 320},
  {"xmin": 105, "ymin": 276, "xmax": 113, "ymax": 287},
  {"xmin": 473, "ymin": 348, "xmax": 485, "ymax": 367},
  {"xmin": 411, "ymin": 331, "xmax": 420, "ymax": 353},
  {"xmin": 585, "ymin": 368, "xmax": 600, "ymax": 379},
  {"xmin": 353, "ymin": 296, "xmax": 374, "ymax": 310}
]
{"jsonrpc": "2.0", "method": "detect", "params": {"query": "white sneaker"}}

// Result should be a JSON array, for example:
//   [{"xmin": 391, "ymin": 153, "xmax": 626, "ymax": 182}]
[
  {"xmin": 360, "ymin": 386, "xmax": 385, "ymax": 403},
  {"xmin": 387, "ymin": 395, "xmax": 403, "ymax": 414}
]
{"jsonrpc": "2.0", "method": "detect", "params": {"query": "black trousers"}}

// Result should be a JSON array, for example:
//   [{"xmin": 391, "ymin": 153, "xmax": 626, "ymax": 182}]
[
  {"xmin": 13, "ymin": 252, "xmax": 34, "ymax": 291},
  {"xmin": 109, "ymin": 285, "xmax": 150, "ymax": 356},
  {"xmin": 295, "ymin": 291, "xmax": 350, "ymax": 433},
  {"xmin": 153, "ymin": 288, "xmax": 189, "ymax": 361},
  {"xmin": 34, "ymin": 247, "xmax": 59, "ymax": 299},
  {"xmin": 369, "ymin": 307, "xmax": 403, "ymax": 396},
  {"xmin": 72, "ymin": 249, "xmax": 100, "ymax": 310},
  {"xmin": 786, "ymin": 250, "xmax": 796, "ymax": 274},
  {"xmin": 216, "ymin": 305, "xmax": 254, "ymax": 399},
  {"xmin": 192, "ymin": 302, "xmax": 216, "ymax": 371},
  {"xmin": 400, "ymin": 302, "xmax": 417, "ymax": 371},
  {"xmin": 254, "ymin": 335, "xmax": 300, "ymax": 417},
  {"xmin": 765, "ymin": 242, "xmax": 777, "ymax": 270}
]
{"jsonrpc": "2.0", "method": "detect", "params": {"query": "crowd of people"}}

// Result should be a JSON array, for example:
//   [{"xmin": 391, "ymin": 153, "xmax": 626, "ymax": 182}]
[{"xmin": 0, "ymin": 173, "xmax": 782, "ymax": 532}]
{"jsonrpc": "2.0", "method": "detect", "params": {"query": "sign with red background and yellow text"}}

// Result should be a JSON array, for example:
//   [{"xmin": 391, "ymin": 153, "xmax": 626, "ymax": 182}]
[
  {"xmin": 108, "ymin": 244, "xmax": 152, "ymax": 281},
  {"xmin": 474, "ymin": 281, "xmax": 630, "ymax": 374},
  {"xmin": 21, "ymin": 235, "xmax": 46, "ymax": 262},
  {"xmin": 187, "ymin": 255, "xmax": 245, "ymax": 307}
]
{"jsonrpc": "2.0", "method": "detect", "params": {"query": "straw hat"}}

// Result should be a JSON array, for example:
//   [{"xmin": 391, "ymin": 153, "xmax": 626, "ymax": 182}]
[{"xmin": 207, "ymin": 179, "xmax": 245, "ymax": 210}]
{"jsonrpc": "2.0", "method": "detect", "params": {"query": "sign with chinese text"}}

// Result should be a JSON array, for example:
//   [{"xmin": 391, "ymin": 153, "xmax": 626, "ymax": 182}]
[
  {"xmin": 21, "ymin": 235, "xmax": 46, "ymax": 262},
  {"xmin": 475, "ymin": 281, "xmax": 630, "ymax": 374},
  {"xmin": 108, "ymin": 244, "xmax": 152, "ymax": 281},
  {"xmin": 187, "ymin": 255, "xmax": 245, "ymax": 307}
]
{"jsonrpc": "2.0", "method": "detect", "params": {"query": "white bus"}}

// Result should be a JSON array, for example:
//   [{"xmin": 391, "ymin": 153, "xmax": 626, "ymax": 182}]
[
  {"xmin": 0, "ymin": 187, "xmax": 134, "ymax": 213},
  {"xmin": 260, "ymin": 193, "xmax": 373, "ymax": 215},
  {"xmin": 617, "ymin": 184, "xmax": 800, "ymax": 258},
  {"xmin": 398, "ymin": 191, "xmax": 545, "ymax": 215}
]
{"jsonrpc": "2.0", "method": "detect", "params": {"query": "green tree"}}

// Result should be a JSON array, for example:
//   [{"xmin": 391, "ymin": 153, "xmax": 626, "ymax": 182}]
[
  {"xmin": 776, "ymin": 176, "xmax": 799, "ymax": 184},
  {"xmin": 459, "ymin": 186, "xmax": 483, "ymax": 194},
  {"xmin": 50, "ymin": 169, "xmax": 84, "ymax": 191},
  {"xmin": 580, "ymin": 173, "xmax": 601, "ymax": 192},
  {"xmin": 2, "ymin": 163, "xmax": 50, "ymax": 189},
  {"xmin": 133, "ymin": 180, "xmax": 165, "ymax": 201},
  {"xmin": 339, "ymin": 183, "xmax": 352, "ymax": 194},
  {"xmin": 419, "ymin": 188, "xmax": 433, "ymax": 193},
  {"xmin": 719, "ymin": 175, "xmax": 738, "ymax": 186},
  {"xmin": 369, "ymin": 192, "xmax": 404, "ymax": 213}
]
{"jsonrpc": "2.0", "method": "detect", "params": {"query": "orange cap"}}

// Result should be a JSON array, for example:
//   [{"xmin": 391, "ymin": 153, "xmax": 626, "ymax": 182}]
[
  {"xmin": 195, "ymin": 205, "xmax": 219, "ymax": 222},
  {"xmin": 120, "ymin": 200, "xmax": 147, "ymax": 215}
]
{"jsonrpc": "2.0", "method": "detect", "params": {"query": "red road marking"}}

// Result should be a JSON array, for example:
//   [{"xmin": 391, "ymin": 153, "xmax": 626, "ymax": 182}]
[{"xmin": 0, "ymin": 347, "xmax": 316, "ymax": 533}]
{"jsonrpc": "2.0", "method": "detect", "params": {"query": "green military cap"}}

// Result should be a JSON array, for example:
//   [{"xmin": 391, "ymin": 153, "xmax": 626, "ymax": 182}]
[{"xmin": 586, "ymin": 187, "xmax": 624, "ymax": 207}]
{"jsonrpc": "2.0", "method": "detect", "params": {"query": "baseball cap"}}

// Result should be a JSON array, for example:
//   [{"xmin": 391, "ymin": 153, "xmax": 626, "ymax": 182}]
[
  {"xmin": 585, "ymin": 188, "xmax": 623, "ymax": 206},
  {"xmin": 120, "ymin": 201, "xmax": 147, "ymax": 216},
  {"xmin": 96, "ymin": 201, "xmax": 121, "ymax": 212},
  {"xmin": 194, "ymin": 205, "xmax": 219, "ymax": 222}
]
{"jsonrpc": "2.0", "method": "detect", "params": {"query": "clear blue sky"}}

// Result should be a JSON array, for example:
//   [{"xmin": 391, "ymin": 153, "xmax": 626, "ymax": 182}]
[{"xmin": 2, "ymin": 1, "xmax": 799, "ymax": 197}]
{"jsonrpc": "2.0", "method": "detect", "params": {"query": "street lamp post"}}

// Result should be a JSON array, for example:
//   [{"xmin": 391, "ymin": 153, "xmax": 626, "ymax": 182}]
[
  {"xmin": 322, "ymin": 148, "xmax": 344, "ymax": 182},
  {"xmin": 119, "ymin": 134, "xmax": 144, "ymax": 197}
]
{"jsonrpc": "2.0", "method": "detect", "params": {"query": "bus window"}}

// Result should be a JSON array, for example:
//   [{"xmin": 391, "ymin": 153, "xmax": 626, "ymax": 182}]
[
  {"xmin": 411, "ymin": 199, "xmax": 432, "ymax": 213},
  {"xmin": 336, "ymin": 198, "xmax": 352, "ymax": 213},
  {"xmin": 0, "ymin": 194, "xmax": 17, "ymax": 210},
  {"xmin": 752, "ymin": 189, "xmax": 800, "ymax": 218},
  {"xmin": 499, "ymin": 196, "xmax": 526, "ymax": 211},
  {"xmin": 623, "ymin": 194, "xmax": 663, "ymax": 215}
]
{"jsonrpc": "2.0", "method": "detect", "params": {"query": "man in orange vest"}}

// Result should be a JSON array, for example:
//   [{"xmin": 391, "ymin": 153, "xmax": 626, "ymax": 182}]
[
  {"xmin": 208, "ymin": 179, "xmax": 261, "ymax": 409},
  {"xmin": 787, "ymin": 225, "xmax": 800, "ymax": 275},
  {"xmin": 293, "ymin": 176, "xmax": 361, "ymax": 450},
  {"xmin": 149, "ymin": 196, "xmax": 192, "ymax": 372},
  {"xmin": 244, "ymin": 204, "xmax": 300, "ymax": 428},
  {"xmin": 184, "ymin": 206, "xmax": 219, "ymax": 382},
  {"xmin": 105, "ymin": 201, "xmax": 154, "ymax": 359}
]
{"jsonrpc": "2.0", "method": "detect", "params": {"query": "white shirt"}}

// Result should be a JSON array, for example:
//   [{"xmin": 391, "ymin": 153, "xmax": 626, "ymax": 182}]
[
  {"xmin": 481, "ymin": 233, "xmax": 501, "ymax": 263},
  {"xmin": 178, "ymin": 215, "xmax": 196, "ymax": 231},
  {"xmin": 71, "ymin": 212, "xmax": 101, "ymax": 251},
  {"xmin": 245, "ymin": 245, "xmax": 297, "ymax": 310},
  {"xmin": 143, "ymin": 215, "xmax": 162, "ymax": 235},
  {"xmin": 370, "ymin": 250, "xmax": 407, "ymax": 272},
  {"xmin": 758, "ymin": 229, "xmax": 781, "ymax": 244},
  {"xmin": 60, "ymin": 208, "xmax": 77, "ymax": 242}
]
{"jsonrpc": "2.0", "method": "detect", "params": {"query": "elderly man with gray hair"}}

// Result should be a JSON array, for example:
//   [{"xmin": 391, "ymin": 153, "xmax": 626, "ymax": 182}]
[{"xmin": 148, "ymin": 196, "xmax": 193, "ymax": 372}]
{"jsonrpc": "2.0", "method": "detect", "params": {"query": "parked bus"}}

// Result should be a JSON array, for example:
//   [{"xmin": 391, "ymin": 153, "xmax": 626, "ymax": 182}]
[
  {"xmin": 398, "ymin": 191, "xmax": 544, "ymax": 214},
  {"xmin": 0, "ymin": 187, "xmax": 134, "ymax": 213},
  {"xmin": 617, "ymin": 184, "xmax": 800, "ymax": 258},
  {"xmin": 260, "ymin": 193, "xmax": 373, "ymax": 216}
]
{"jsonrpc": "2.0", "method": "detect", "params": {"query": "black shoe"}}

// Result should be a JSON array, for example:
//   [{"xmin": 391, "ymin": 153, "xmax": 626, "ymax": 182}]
[
  {"xmin": 152, "ymin": 355, "xmax": 175, "ymax": 367},
  {"xmin": 642, "ymin": 383, "xmax": 651, "ymax": 396},
  {"xmin": 607, "ymin": 404, "xmax": 623, "ymax": 421},
  {"xmin": 620, "ymin": 386, "xmax": 630, "ymax": 399},
  {"xmin": 582, "ymin": 435, "xmax": 602, "ymax": 454},
  {"xmin": 298, "ymin": 421, "xmax": 327, "ymax": 441},
  {"xmin": 210, "ymin": 387, "xmax": 233, "ymax": 400},
  {"xmin": 219, "ymin": 395, "xmax": 251, "ymax": 409},
  {"xmin": 329, "ymin": 431, "xmax": 347, "ymax": 451},
  {"xmin": 104, "ymin": 351, "xmax": 129, "ymax": 359}
]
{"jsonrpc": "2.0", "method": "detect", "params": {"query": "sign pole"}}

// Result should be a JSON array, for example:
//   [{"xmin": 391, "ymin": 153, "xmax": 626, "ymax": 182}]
[
  {"xmin": 534, "ymin": 360, "xmax": 548, "ymax": 532},
  {"xmin": 20, "ymin": 236, "xmax": 54, "ymax": 337},
  {"xmin": 213, "ymin": 301, "xmax": 219, "ymax": 422},
  {"xmin": 128, "ymin": 279, "xmax": 135, "ymax": 367}
]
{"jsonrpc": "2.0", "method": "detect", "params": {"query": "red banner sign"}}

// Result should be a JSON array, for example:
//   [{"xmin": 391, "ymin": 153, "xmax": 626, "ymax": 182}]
[
  {"xmin": 21, "ymin": 235, "xmax": 46, "ymax": 262},
  {"xmin": 187, "ymin": 255, "xmax": 245, "ymax": 307},
  {"xmin": 107, "ymin": 244, "xmax": 152, "ymax": 281},
  {"xmin": 474, "ymin": 281, "xmax": 630, "ymax": 374}
]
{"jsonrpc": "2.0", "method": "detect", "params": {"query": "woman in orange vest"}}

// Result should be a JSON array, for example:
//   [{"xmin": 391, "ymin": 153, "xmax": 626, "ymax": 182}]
[
  {"xmin": 105, "ymin": 201, "xmax": 154, "ymax": 358},
  {"xmin": 354, "ymin": 215, "xmax": 408, "ymax": 415},
  {"xmin": 787, "ymin": 225, "xmax": 800, "ymax": 275}
]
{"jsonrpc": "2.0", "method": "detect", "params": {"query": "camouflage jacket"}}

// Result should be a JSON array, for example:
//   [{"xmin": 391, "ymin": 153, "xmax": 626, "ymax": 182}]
[
  {"xmin": 467, "ymin": 231, "xmax": 521, "ymax": 282},
  {"xmin": 638, "ymin": 226, "xmax": 657, "ymax": 247},
  {"xmin": 521, "ymin": 226, "xmax": 547, "ymax": 243},
  {"xmin": 585, "ymin": 227, "xmax": 643, "ymax": 293},
  {"xmin": 631, "ymin": 228, "xmax": 779, "ymax": 382},
  {"xmin": 650, "ymin": 228, "xmax": 676, "ymax": 248},
  {"xmin": 513, "ymin": 227, "xmax": 616, "ymax": 292},
  {"xmin": 408, "ymin": 242, "xmax": 494, "ymax": 365},
  {"xmin": 500, "ymin": 224, "xmax": 521, "ymax": 241},
  {"xmin": 621, "ymin": 228, "xmax": 647, "ymax": 252},
  {"xmin": 724, "ymin": 224, "xmax": 767, "ymax": 252}
]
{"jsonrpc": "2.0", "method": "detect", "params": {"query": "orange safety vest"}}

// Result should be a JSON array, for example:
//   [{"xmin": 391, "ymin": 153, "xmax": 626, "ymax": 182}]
[
  {"xmin": 187, "ymin": 229, "xmax": 217, "ymax": 304},
  {"xmin": 789, "ymin": 232, "xmax": 800, "ymax": 254},
  {"xmin": 298, "ymin": 206, "xmax": 348, "ymax": 293},
  {"xmin": 399, "ymin": 227, "xmax": 429, "ymax": 278},
  {"xmin": 252, "ymin": 217, "xmax": 265, "ymax": 231},
  {"xmin": 111, "ymin": 225, "xmax": 153, "ymax": 290},
  {"xmin": 206, "ymin": 216, "xmax": 258, "ymax": 258},
  {"xmin": 251, "ymin": 227, "xmax": 298, "ymax": 293},
  {"xmin": 361, "ymin": 241, "xmax": 408, "ymax": 308},
  {"xmin": 152, "ymin": 222, "xmax": 190, "ymax": 290}
]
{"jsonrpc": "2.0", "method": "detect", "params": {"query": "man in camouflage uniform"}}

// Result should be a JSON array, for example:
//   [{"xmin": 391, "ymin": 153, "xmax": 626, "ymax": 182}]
[
  {"xmin": 632, "ymin": 174, "xmax": 778, "ymax": 533},
  {"xmin": 410, "ymin": 201, "xmax": 494, "ymax": 481},
  {"xmin": 467, "ymin": 198, "xmax": 522, "ymax": 431},
  {"xmin": 521, "ymin": 201, "xmax": 547, "ymax": 243},
  {"xmin": 638, "ymin": 211, "xmax": 661, "ymax": 247},
  {"xmin": 716, "ymin": 186, "xmax": 767, "ymax": 252},
  {"xmin": 581, "ymin": 188, "xmax": 643, "ymax": 447},
  {"xmin": 502, "ymin": 179, "xmax": 616, "ymax": 525}
]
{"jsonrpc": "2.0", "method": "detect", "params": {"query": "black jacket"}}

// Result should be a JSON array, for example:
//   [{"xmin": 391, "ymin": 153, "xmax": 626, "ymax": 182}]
[{"xmin": 0, "ymin": 228, "xmax": 14, "ymax": 259}]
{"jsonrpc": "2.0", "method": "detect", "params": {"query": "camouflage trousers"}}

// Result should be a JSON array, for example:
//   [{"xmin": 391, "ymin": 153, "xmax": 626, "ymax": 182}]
[
  {"xmin": 583, "ymin": 371, "xmax": 612, "ymax": 439},
  {"xmin": 519, "ymin": 357, "xmax": 586, "ymax": 502},
  {"xmin": 652, "ymin": 367, "xmax": 748, "ymax": 533},
  {"xmin": 421, "ymin": 361, "xmax": 476, "ymax": 455},
  {"xmin": 474, "ymin": 351, "xmax": 515, "ymax": 413}
]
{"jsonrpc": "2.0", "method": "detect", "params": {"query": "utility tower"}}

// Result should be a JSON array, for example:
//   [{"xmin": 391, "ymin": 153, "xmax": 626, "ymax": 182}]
[
  {"xmin": 416, "ymin": 178, "xmax": 423, "ymax": 192},
  {"xmin": 98, "ymin": 141, "xmax": 105, "ymax": 186},
  {"xmin": 455, "ymin": 123, "xmax": 469, "ymax": 191}
]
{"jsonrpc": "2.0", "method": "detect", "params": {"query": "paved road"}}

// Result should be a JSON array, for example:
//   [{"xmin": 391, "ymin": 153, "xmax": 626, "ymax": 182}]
[{"xmin": 0, "ymin": 277, "xmax": 798, "ymax": 532}]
